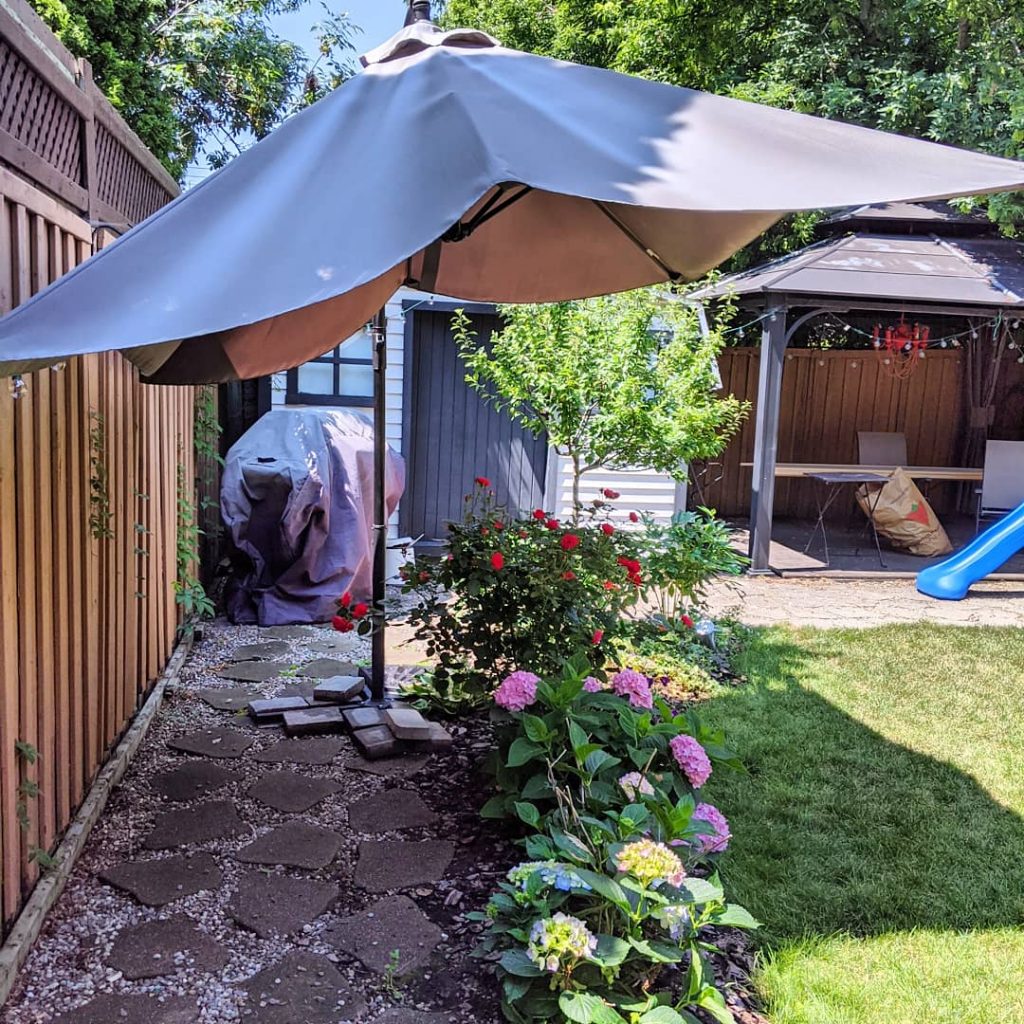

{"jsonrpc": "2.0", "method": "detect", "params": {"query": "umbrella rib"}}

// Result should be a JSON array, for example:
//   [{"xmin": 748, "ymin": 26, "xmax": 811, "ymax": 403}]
[{"xmin": 592, "ymin": 200, "xmax": 681, "ymax": 282}]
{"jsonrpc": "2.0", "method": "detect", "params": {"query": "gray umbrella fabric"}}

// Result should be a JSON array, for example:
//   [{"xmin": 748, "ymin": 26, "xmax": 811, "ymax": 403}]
[{"xmin": 1, "ymin": 20, "xmax": 1024, "ymax": 382}]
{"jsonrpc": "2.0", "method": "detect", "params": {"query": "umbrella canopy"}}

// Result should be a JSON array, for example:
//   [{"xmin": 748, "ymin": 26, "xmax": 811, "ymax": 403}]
[{"xmin": 1, "ymin": 18, "xmax": 1023, "ymax": 382}]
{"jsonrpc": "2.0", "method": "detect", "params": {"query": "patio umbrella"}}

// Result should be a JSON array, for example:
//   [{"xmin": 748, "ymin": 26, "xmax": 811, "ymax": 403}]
[{"xmin": 2, "ymin": 0, "xmax": 1024, "ymax": 698}]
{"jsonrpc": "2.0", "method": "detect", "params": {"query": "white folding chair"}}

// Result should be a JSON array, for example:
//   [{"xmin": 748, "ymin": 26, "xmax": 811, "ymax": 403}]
[
  {"xmin": 857, "ymin": 431, "xmax": 908, "ymax": 467},
  {"xmin": 977, "ymin": 440, "xmax": 1024, "ymax": 532}
]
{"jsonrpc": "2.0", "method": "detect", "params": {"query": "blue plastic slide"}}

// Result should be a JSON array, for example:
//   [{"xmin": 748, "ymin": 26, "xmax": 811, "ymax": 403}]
[{"xmin": 916, "ymin": 500, "xmax": 1024, "ymax": 600}]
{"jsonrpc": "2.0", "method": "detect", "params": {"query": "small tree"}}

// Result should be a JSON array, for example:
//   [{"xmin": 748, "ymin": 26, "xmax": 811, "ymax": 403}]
[{"xmin": 453, "ymin": 289, "xmax": 747, "ymax": 514}]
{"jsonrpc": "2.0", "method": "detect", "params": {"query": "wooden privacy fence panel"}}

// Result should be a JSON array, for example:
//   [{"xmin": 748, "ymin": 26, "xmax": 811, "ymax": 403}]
[
  {"xmin": 696, "ymin": 347, "xmax": 1024, "ymax": 521},
  {"xmin": 0, "ymin": 168, "xmax": 193, "ymax": 935}
]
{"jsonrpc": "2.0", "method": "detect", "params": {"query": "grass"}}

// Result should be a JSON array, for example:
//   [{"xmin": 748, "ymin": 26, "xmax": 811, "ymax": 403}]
[{"xmin": 697, "ymin": 624, "xmax": 1024, "ymax": 1024}]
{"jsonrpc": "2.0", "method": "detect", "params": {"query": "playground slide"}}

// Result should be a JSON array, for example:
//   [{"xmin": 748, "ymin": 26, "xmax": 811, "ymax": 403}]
[{"xmin": 916, "ymin": 500, "xmax": 1024, "ymax": 600}]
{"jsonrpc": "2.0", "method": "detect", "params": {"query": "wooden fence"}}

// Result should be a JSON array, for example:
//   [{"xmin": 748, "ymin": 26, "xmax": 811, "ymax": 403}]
[
  {"xmin": 0, "ymin": 0, "xmax": 190, "ymax": 939},
  {"xmin": 695, "ymin": 346, "xmax": 1024, "ymax": 520}
]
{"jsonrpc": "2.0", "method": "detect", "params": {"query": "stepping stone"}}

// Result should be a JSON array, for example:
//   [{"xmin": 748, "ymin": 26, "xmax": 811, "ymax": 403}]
[
  {"xmin": 283, "ymin": 705, "xmax": 346, "ymax": 736},
  {"xmin": 144, "ymin": 800, "xmax": 247, "ymax": 850},
  {"xmin": 342, "ymin": 706, "xmax": 386, "ymax": 731},
  {"xmin": 151, "ymin": 762, "xmax": 238, "ymax": 802},
  {"xmin": 346, "ymin": 752, "xmax": 430, "ymax": 779},
  {"xmin": 375, "ymin": 1012, "xmax": 451, "ymax": 1024},
  {"xmin": 236, "ymin": 822, "xmax": 343, "ymax": 869},
  {"xmin": 423, "ymin": 722, "xmax": 454, "ymax": 752},
  {"xmin": 259, "ymin": 625, "xmax": 314, "ymax": 640},
  {"xmin": 107, "ymin": 916, "xmax": 228, "ymax": 979},
  {"xmin": 248, "ymin": 770, "xmax": 341, "ymax": 813},
  {"xmin": 312, "ymin": 675, "xmax": 365, "ymax": 703},
  {"xmin": 348, "ymin": 789, "xmax": 436, "ymax": 833},
  {"xmin": 307, "ymin": 633, "xmax": 360, "ymax": 653},
  {"xmin": 100, "ymin": 853, "xmax": 222, "ymax": 906},
  {"xmin": 231, "ymin": 640, "xmax": 290, "ymax": 661},
  {"xmin": 323, "ymin": 895, "xmax": 442, "ymax": 975},
  {"xmin": 351, "ymin": 725, "xmax": 399, "ymax": 761},
  {"xmin": 197, "ymin": 686, "xmax": 259, "ymax": 711},
  {"xmin": 241, "ymin": 951, "xmax": 366, "ymax": 1024},
  {"xmin": 168, "ymin": 727, "xmax": 253, "ymax": 759},
  {"xmin": 383, "ymin": 707, "xmax": 433, "ymax": 741},
  {"xmin": 216, "ymin": 661, "xmax": 284, "ymax": 683},
  {"xmin": 301, "ymin": 658, "xmax": 360, "ymax": 679},
  {"xmin": 253, "ymin": 736, "xmax": 345, "ymax": 765},
  {"xmin": 248, "ymin": 695, "xmax": 311, "ymax": 723},
  {"xmin": 52, "ymin": 993, "xmax": 198, "ymax": 1024},
  {"xmin": 228, "ymin": 870, "xmax": 339, "ymax": 937},
  {"xmin": 354, "ymin": 840, "xmax": 454, "ymax": 893}
]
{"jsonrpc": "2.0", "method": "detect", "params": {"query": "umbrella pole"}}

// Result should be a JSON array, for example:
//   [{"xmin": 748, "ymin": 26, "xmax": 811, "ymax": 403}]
[{"xmin": 370, "ymin": 305, "xmax": 388, "ymax": 703}]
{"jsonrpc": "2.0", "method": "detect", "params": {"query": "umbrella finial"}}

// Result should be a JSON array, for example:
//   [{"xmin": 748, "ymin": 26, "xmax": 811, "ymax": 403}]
[{"xmin": 404, "ymin": 1, "xmax": 432, "ymax": 26}]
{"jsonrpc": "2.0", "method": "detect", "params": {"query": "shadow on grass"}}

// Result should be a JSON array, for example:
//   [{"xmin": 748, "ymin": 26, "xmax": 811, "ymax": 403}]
[{"xmin": 697, "ymin": 627, "xmax": 1024, "ymax": 946}]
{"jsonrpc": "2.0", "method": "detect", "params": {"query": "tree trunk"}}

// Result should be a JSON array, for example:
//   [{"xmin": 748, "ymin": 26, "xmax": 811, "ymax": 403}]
[{"xmin": 571, "ymin": 451, "xmax": 582, "ymax": 522}]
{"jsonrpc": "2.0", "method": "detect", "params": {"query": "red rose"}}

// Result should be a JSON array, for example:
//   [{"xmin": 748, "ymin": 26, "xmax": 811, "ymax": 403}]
[
  {"xmin": 628, "ymin": 572, "xmax": 642, "ymax": 586},
  {"xmin": 601, "ymin": 523, "xmax": 615, "ymax": 536},
  {"xmin": 339, "ymin": 591, "xmax": 352, "ymax": 608},
  {"xmin": 546, "ymin": 519, "xmax": 559, "ymax": 530},
  {"xmin": 562, "ymin": 570, "xmax": 576, "ymax": 580},
  {"xmin": 475, "ymin": 476, "xmax": 491, "ymax": 487},
  {"xmin": 332, "ymin": 616, "xmax": 354, "ymax": 633},
  {"xmin": 629, "ymin": 511, "xmax": 639, "ymax": 523},
  {"xmin": 603, "ymin": 580, "xmax": 619, "ymax": 591},
  {"xmin": 560, "ymin": 533, "xmax": 580, "ymax": 550},
  {"xmin": 490, "ymin": 551, "xmax": 505, "ymax": 570},
  {"xmin": 418, "ymin": 571, "xmax": 430, "ymax": 583},
  {"xmin": 532, "ymin": 509, "xmax": 547, "ymax": 520},
  {"xmin": 616, "ymin": 556, "xmax": 640, "ymax": 572},
  {"xmin": 481, "ymin": 527, "xmax": 489, "ymax": 536},
  {"xmin": 592, "ymin": 629, "xmax": 604, "ymax": 645},
  {"xmin": 681, "ymin": 614, "xmax": 694, "ymax": 628},
  {"xmin": 351, "ymin": 602, "xmax": 369, "ymax": 619},
  {"xmin": 602, "ymin": 489, "xmax": 620, "ymax": 499},
  {"xmin": 494, "ymin": 520, "xmax": 504, "ymax": 531},
  {"xmin": 519, "ymin": 530, "xmax": 528, "ymax": 539}
]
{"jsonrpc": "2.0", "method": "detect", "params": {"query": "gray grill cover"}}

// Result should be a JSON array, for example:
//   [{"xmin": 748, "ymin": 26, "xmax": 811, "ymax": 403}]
[{"xmin": 221, "ymin": 408, "xmax": 405, "ymax": 624}]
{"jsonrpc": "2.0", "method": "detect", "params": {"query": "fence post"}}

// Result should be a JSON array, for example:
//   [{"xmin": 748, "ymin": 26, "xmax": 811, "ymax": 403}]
[{"xmin": 75, "ymin": 59, "xmax": 97, "ymax": 221}]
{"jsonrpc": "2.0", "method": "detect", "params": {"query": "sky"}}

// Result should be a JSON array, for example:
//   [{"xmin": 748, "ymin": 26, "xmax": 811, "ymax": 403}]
[{"xmin": 184, "ymin": 1, "xmax": 409, "ymax": 185}]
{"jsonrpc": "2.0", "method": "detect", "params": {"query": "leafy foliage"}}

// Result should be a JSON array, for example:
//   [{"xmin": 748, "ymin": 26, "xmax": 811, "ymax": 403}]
[
  {"xmin": 441, "ymin": 0, "xmax": 1024, "ymax": 241},
  {"xmin": 454, "ymin": 291, "xmax": 746, "ymax": 510},
  {"xmin": 30, "ymin": 0, "xmax": 359, "ymax": 179}
]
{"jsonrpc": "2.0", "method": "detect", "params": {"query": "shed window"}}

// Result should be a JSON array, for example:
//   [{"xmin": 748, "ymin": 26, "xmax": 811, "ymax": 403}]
[{"xmin": 285, "ymin": 327, "xmax": 374, "ymax": 407}]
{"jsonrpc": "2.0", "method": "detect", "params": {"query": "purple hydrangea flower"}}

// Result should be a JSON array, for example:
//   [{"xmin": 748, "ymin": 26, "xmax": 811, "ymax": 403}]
[
  {"xmin": 692, "ymin": 802, "xmax": 731, "ymax": 853},
  {"xmin": 582, "ymin": 676, "xmax": 603, "ymax": 693},
  {"xmin": 493, "ymin": 670, "xmax": 539, "ymax": 712},
  {"xmin": 670, "ymin": 733, "xmax": 712, "ymax": 788},
  {"xmin": 610, "ymin": 668, "xmax": 653, "ymax": 709}
]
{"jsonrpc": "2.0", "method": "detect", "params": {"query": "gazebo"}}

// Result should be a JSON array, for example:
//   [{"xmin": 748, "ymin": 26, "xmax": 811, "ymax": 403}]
[{"xmin": 692, "ymin": 202, "xmax": 1024, "ymax": 572}]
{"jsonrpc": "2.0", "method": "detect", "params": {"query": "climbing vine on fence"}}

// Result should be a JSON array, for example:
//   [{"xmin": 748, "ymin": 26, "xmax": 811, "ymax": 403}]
[{"xmin": 88, "ymin": 411, "xmax": 113, "ymax": 541}]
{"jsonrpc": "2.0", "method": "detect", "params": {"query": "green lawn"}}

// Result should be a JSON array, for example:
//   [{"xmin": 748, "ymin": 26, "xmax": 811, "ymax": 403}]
[{"xmin": 698, "ymin": 624, "xmax": 1024, "ymax": 1024}]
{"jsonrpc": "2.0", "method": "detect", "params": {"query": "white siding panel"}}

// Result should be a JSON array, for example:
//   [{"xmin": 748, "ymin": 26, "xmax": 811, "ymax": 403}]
[{"xmin": 546, "ymin": 455, "xmax": 685, "ymax": 523}]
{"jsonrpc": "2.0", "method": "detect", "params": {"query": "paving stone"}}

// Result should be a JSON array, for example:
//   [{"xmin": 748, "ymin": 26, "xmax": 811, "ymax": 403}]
[
  {"xmin": 100, "ymin": 853, "xmax": 222, "ymax": 906},
  {"xmin": 248, "ymin": 770, "xmax": 341, "ymax": 813},
  {"xmin": 312, "ymin": 675, "xmax": 365, "ymax": 703},
  {"xmin": 351, "ymin": 725, "xmax": 399, "ymax": 760},
  {"xmin": 348, "ymin": 789, "xmax": 436, "ymax": 833},
  {"xmin": 231, "ymin": 640, "xmax": 290, "ymax": 661},
  {"xmin": 301, "ymin": 658, "xmax": 361, "ymax": 679},
  {"xmin": 107, "ymin": 915, "xmax": 228, "ymax": 979},
  {"xmin": 323, "ymin": 895, "xmax": 442, "ymax": 975},
  {"xmin": 342, "ymin": 706, "xmax": 386, "ymax": 731},
  {"xmin": 374, "ymin": 1011, "xmax": 451, "ymax": 1024},
  {"xmin": 236, "ymin": 822, "xmax": 343, "ymax": 869},
  {"xmin": 354, "ymin": 840, "xmax": 455, "ymax": 893},
  {"xmin": 252, "ymin": 736, "xmax": 346, "ymax": 765},
  {"xmin": 228, "ymin": 870, "xmax": 339, "ymax": 937},
  {"xmin": 383, "ymin": 707, "xmax": 433, "ymax": 741},
  {"xmin": 151, "ymin": 762, "xmax": 239, "ymax": 802},
  {"xmin": 346, "ymin": 752, "xmax": 430, "ymax": 779},
  {"xmin": 167, "ymin": 727, "xmax": 253, "ymax": 759},
  {"xmin": 215, "ymin": 661, "xmax": 285, "ymax": 683},
  {"xmin": 144, "ymin": 800, "xmax": 247, "ymax": 850},
  {"xmin": 52, "ymin": 993, "xmax": 199, "ymax": 1024},
  {"xmin": 259, "ymin": 624, "xmax": 315, "ymax": 640},
  {"xmin": 307, "ymin": 633, "xmax": 361, "ymax": 653},
  {"xmin": 240, "ymin": 951, "xmax": 366, "ymax": 1024},
  {"xmin": 196, "ymin": 686, "xmax": 259, "ymax": 711},
  {"xmin": 283, "ymin": 705, "xmax": 346, "ymax": 736},
  {"xmin": 248, "ymin": 695, "xmax": 312, "ymax": 723}
]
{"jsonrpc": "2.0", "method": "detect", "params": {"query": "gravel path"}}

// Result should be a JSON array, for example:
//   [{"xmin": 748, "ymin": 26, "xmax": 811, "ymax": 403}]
[{"xmin": 0, "ymin": 620, "xmax": 511, "ymax": 1024}]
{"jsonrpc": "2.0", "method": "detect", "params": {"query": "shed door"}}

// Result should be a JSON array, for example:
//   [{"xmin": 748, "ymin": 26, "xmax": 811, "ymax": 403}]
[{"xmin": 401, "ymin": 309, "xmax": 549, "ymax": 545}]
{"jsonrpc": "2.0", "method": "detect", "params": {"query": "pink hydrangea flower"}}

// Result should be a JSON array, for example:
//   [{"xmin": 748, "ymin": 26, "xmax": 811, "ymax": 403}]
[
  {"xmin": 611, "ymin": 668, "xmax": 653, "ymax": 709},
  {"xmin": 670, "ymin": 733, "xmax": 712, "ymax": 788},
  {"xmin": 582, "ymin": 676, "xmax": 603, "ymax": 693},
  {"xmin": 493, "ymin": 670, "xmax": 540, "ymax": 712},
  {"xmin": 692, "ymin": 802, "xmax": 731, "ymax": 853}
]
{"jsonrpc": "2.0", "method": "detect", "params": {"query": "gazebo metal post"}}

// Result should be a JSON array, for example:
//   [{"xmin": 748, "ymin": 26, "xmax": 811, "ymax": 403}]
[
  {"xmin": 749, "ymin": 300, "xmax": 788, "ymax": 572},
  {"xmin": 369, "ymin": 306, "xmax": 389, "ymax": 703}
]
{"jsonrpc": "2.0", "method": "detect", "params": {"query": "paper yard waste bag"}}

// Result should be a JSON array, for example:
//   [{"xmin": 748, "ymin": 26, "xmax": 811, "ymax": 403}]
[{"xmin": 856, "ymin": 467, "xmax": 953, "ymax": 557}]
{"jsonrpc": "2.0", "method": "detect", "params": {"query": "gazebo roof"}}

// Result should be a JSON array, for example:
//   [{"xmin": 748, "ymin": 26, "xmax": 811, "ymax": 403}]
[
  {"xmin": 818, "ymin": 200, "xmax": 997, "ymax": 236},
  {"xmin": 692, "ymin": 224, "xmax": 1024, "ymax": 310}
]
